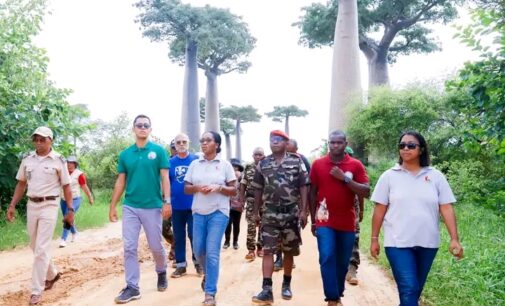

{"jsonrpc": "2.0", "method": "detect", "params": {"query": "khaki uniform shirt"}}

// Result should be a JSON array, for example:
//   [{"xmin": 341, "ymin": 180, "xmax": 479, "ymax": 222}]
[{"xmin": 16, "ymin": 150, "xmax": 71, "ymax": 197}]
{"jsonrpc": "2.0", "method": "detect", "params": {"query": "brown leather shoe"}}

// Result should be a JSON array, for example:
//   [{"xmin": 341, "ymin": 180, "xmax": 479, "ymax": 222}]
[
  {"xmin": 29, "ymin": 294, "xmax": 41, "ymax": 305},
  {"xmin": 44, "ymin": 272, "xmax": 61, "ymax": 290},
  {"xmin": 245, "ymin": 251, "xmax": 255, "ymax": 261}
]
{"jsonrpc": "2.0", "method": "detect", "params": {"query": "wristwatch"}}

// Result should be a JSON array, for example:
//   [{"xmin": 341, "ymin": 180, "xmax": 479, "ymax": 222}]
[
  {"xmin": 163, "ymin": 198, "xmax": 171, "ymax": 205},
  {"xmin": 343, "ymin": 176, "xmax": 351, "ymax": 184},
  {"xmin": 67, "ymin": 207, "xmax": 75, "ymax": 212}
]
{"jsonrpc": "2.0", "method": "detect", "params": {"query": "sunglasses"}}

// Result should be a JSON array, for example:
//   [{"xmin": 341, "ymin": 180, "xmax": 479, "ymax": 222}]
[
  {"xmin": 398, "ymin": 142, "xmax": 420, "ymax": 150},
  {"xmin": 32, "ymin": 137, "xmax": 48, "ymax": 143},
  {"xmin": 176, "ymin": 140, "xmax": 188, "ymax": 145},
  {"xmin": 199, "ymin": 137, "xmax": 214, "ymax": 144},
  {"xmin": 270, "ymin": 136, "xmax": 286, "ymax": 143},
  {"xmin": 135, "ymin": 123, "xmax": 151, "ymax": 129}
]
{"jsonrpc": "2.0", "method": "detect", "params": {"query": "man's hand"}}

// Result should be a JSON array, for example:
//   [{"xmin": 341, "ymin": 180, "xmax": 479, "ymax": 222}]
[
  {"xmin": 449, "ymin": 239, "xmax": 464, "ymax": 260},
  {"xmin": 359, "ymin": 210, "xmax": 364, "ymax": 222},
  {"xmin": 298, "ymin": 210, "xmax": 307, "ymax": 229},
  {"xmin": 330, "ymin": 166, "xmax": 345, "ymax": 181},
  {"xmin": 370, "ymin": 239, "xmax": 380, "ymax": 259},
  {"xmin": 109, "ymin": 205, "xmax": 118, "ymax": 222},
  {"xmin": 63, "ymin": 210, "xmax": 74, "ymax": 225},
  {"xmin": 89, "ymin": 196, "xmax": 94, "ymax": 205},
  {"xmin": 162, "ymin": 204, "xmax": 172, "ymax": 220},
  {"xmin": 6, "ymin": 206, "xmax": 16, "ymax": 223}
]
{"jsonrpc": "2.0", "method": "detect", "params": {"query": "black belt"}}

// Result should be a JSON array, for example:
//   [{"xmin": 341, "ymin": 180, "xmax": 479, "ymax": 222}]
[
  {"xmin": 29, "ymin": 196, "xmax": 58, "ymax": 203},
  {"xmin": 265, "ymin": 202, "xmax": 298, "ymax": 213}
]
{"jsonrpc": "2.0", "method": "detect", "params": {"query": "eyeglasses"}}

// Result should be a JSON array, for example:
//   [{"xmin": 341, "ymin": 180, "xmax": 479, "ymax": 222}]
[
  {"xmin": 32, "ymin": 137, "xmax": 48, "ymax": 143},
  {"xmin": 176, "ymin": 140, "xmax": 188, "ymax": 145},
  {"xmin": 398, "ymin": 142, "xmax": 420, "ymax": 150},
  {"xmin": 134, "ymin": 123, "xmax": 151, "ymax": 129},
  {"xmin": 270, "ymin": 136, "xmax": 286, "ymax": 143},
  {"xmin": 199, "ymin": 138, "xmax": 214, "ymax": 144}
]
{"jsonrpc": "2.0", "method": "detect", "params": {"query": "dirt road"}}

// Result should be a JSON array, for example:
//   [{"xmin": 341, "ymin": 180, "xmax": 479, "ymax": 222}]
[{"xmin": 0, "ymin": 220, "xmax": 398, "ymax": 306}]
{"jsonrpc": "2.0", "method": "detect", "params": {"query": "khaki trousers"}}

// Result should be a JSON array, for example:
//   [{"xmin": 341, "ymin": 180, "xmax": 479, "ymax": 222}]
[{"xmin": 27, "ymin": 200, "xmax": 59, "ymax": 294}]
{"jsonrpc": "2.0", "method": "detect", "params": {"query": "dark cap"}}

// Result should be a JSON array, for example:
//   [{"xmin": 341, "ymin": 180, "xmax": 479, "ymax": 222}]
[{"xmin": 230, "ymin": 158, "xmax": 244, "ymax": 172}]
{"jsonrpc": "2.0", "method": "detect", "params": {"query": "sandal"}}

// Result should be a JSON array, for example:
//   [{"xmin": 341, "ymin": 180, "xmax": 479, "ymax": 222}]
[
  {"xmin": 245, "ymin": 251, "xmax": 255, "ymax": 261},
  {"xmin": 202, "ymin": 294, "xmax": 216, "ymax": 306}
]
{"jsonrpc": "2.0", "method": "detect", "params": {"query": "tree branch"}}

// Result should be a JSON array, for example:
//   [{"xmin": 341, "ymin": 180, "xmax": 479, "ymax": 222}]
[{"xmin": 359, "ymin": 35, "xmax": 378, "ymax": 60}]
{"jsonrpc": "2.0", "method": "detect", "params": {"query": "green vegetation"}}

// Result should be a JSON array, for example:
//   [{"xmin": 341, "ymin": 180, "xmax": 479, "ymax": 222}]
[{"xmin": 0, "ymin": 190, "xmax": 121, "ymax": 251}]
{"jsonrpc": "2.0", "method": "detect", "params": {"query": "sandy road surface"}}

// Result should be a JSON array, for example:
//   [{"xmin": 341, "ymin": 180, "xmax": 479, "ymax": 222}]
[{"xmin": 0, "ymin": 219, "xmax": 398, "ymax": 306}]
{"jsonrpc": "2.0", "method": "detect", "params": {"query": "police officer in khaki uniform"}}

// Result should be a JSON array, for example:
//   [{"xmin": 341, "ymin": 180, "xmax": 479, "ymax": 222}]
[{"xmin": 6, "ymin": 126, "xmax": 74, "ymax": 306}]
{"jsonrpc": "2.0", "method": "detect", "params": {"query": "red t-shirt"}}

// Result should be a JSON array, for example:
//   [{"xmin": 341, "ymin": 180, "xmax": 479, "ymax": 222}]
[{"xmin": 310, "ymin": 154, "xmax": 368, "ymax": 232}]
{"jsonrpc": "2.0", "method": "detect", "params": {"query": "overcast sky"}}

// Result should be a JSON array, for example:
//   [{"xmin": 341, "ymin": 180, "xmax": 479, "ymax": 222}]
[{"xmin": 35, "ymin": 0, "xmax": 478, "ymax": 160}]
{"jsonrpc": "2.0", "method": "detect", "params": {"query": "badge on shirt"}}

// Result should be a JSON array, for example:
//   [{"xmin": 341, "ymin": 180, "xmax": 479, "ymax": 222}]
[{"xmin": 148, "ymin": 151, "xmax": 157, "ymax": 160}]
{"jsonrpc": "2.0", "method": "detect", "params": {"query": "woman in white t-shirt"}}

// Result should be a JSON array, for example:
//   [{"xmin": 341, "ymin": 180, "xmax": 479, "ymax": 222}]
[
  {"xmin": 370, "ymin": 131, "xmax": 463, "ymax": 306},
  {"xmin": 184, "ymin": 131, "xmax": 236, "ymax": 306}
]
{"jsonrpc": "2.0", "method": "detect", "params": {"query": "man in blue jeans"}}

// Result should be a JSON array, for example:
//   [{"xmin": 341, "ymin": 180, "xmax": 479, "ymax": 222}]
[
  {"xmin": 109, "ymin": 114, "xmax": 172, "ymax": 304},
  {"xmin": 169, "ymin": 133, "xmax": 202, "ymax": 278},
  {"xmin": 309, "ymin": 131, "xmax": 370, "ymax": 306}
]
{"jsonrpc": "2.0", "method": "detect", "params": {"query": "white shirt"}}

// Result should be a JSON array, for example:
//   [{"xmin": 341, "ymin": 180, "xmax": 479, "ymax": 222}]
[
  {"xmin": 371, "ymin": 164, "xmax": 456, "ymax": 248},
  {"xmin": 184, "ymin": 155, "xmax": 236, "ymax": 216}
]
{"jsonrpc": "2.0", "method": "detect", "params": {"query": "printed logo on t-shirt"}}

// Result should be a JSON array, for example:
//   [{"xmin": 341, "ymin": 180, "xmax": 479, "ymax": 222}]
[
  {"xmin": 175, "ymin": 165, "xmax": 189, "ymax": 183},
  {"xmin": 148, "ymin": 151, "xmax": 157, "ymax": 160}
]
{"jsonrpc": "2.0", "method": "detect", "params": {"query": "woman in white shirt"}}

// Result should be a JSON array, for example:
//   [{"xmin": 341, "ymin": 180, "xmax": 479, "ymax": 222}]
[
  {"xmin": 370, "ymin": 131, "xmax": 463, "ymax": 306},
  {"xmin": 184, "ymin": 131, "xmax": 236, "ymax": 306}
]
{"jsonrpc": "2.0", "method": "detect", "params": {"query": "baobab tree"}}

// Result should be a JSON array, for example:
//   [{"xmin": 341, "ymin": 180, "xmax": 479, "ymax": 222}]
[
  {"xmin": 295, "ymin": 0, "xmax": 462, "ymax": 87},
  {"xmin": 221, "ymin": 105, "xmax": 261, "ymax": 160},
  {"xmin": 265, "ymin": 105, "xmax": 308, "ymax": 135}
]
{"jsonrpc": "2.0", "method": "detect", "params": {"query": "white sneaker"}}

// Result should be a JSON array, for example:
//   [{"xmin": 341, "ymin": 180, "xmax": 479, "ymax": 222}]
[
  {"xmin": 71, "ymin": 233, "xmax": 78, "ymax": 242},
  {"xmin": 59, "ymin": 240, "xmax": 67, "ymax": 248}
]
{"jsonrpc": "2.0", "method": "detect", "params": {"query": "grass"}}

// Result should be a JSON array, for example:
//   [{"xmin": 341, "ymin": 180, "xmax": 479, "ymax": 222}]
[
  {"xmin": 0, "ymin": 189, "xmax": 122, "ymax": 251},
  {"xmin": 360, "ymin": 200, "xmax": 505, "ymax": 306}
]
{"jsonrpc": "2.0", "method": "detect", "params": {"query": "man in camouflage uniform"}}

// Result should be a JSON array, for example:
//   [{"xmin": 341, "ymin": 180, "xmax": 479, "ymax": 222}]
[
  {"xmin": 251, "ymin": 130, "xmax": 309, "ymax": 305},
  {"xmin": 345, "ymin": 147, "xmax": 364, "ymax": 286},
  {"xmin": 6, "ymin": 127, "xmax": 74, "ymax": 305},
  {"xmin": 239, "ymin": 147, "xmax": 265, "ymax": 261}
]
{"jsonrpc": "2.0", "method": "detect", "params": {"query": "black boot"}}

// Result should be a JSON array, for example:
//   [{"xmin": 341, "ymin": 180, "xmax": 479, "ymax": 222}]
[
  {"xmin": 252, "ymin": 286, "xmax": 273, "ymax": 305},
  {"xmin": 281, "ymin": 282, "xmax": 292, "ymax": 300}
]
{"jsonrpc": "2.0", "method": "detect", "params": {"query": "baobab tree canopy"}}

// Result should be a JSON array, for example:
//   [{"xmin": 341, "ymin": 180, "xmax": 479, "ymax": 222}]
[
  {"xmin": 265, "ymin": 105, "xmax": 309, "ymax": 135},
  {"xmin": 294, "ymin": 0, "xmax": 462, "ymax": 86}
]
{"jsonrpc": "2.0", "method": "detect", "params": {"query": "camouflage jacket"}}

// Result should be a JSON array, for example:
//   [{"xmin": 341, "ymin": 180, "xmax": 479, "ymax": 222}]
[
  {"xmin": 251, "ymin": 153, "xmax": 309, "ymax": 205},
  {"xmin": 240, "ymin": 162, "xmax": 257, "ymax": 198}
]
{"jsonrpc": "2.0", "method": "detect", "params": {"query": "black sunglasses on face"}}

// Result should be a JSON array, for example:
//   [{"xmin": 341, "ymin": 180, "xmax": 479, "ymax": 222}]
[
  {"xmin": 135, "ymin": 123, "xmax": 151, "ymax": 129},
  {"xmin": 398, "ymin": 142, "xmax": 420, "ymax": 150}
]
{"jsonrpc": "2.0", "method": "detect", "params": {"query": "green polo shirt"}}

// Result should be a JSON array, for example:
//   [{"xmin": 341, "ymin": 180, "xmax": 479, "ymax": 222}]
[{"xmin": 117, "ymin": 141, "xmax": 170, "ymax": 209}]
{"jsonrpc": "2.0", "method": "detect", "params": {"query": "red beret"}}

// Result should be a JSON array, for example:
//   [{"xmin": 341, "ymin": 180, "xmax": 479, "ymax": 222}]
[{"xmin": 270, "ymin": 130, "xmax": 289, "ymax": 140}]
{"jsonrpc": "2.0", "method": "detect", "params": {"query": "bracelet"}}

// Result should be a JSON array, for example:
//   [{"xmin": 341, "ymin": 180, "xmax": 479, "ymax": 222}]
[
  {"xmin": 371, "ymin": 237, "xmax": 379, "ymax": 239},
  {"xmin": 68, "ymin": 207, "xmax": 75, "ymax": 212}
]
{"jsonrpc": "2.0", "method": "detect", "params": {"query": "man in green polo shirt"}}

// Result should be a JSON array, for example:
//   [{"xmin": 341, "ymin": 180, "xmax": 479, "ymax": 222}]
[{"xmin": 109, "ymin": 114, "xmax": 172, "ymax": 304}]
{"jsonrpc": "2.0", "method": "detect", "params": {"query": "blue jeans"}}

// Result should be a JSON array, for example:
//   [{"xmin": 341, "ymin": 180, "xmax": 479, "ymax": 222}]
[
  {"xmin": 193, "ymin": 210, "xmax": 229, "ymax": 296},
  {"xmin": 60, "ymin": 197, "xmax": 81, "ymax": 240},
  {"xmin": 316, "ymin": 227, "xmax": 355, "ymax": 301},
  {"xmin": 122, "ymin": 205, "xmax": 167, "ymax": 290},
  {"xmin": 385, "ymin": 247, "xmax": 438, "ymax": 306},
  {"xmin": 172, "ymin": 209, "xmax": 198, "ymax": 268}
]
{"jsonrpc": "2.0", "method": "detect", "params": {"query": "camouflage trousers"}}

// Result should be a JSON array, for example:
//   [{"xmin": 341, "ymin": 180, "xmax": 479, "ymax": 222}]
[
  {"xmin": 162, "ymin": 217, "xmax": 174, "ymax": 246},
  {"xmin": 245, "ymin": 198, "xmax": 262, "ymax": 251},
  {"xmin": 261, "ymin": 204, "xmax": 301, "ymax": 256},
  {"xmin": 349, "ymin": 208, "xmax": 360, "ymax": 269}
]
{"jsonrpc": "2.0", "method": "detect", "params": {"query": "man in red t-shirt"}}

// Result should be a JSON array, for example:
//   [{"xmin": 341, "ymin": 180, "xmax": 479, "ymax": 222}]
[{"xmin": 309, "ymin": 130, "xmax": 370, "ymax": 306}]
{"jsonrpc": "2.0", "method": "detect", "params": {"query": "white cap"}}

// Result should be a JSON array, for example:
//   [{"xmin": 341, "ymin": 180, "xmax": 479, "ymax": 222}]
[{"xmin": 31, "ymin": 126, "xmax": 53, "ymax": 139}]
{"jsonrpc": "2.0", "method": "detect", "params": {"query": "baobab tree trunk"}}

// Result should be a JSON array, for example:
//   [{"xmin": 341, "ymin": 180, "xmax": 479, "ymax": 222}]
[
  {"xmin": 224, "ymin": 133, "xmax": 232, "ymax": 160},
  {"xmin": 328, "ymin": 0, "xmax": 362, "ymax": 132},
  {"xmin": 284, "ymin": 115, "xmax": 290, "ymax": 135},
  {"xmin": 204, "ymin": 70, "xmax": 220, "ymax": 132},
  {"xmin": 367, "ymin": 51, "xmax": 389, "ymax": 87},
  {"xmin": 181, "ymin": 39, "xmax": 201, "ymax": 151},
  {"xmin": 235, "ymin": 120, "xmax": 242, "ymax": 160}
]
